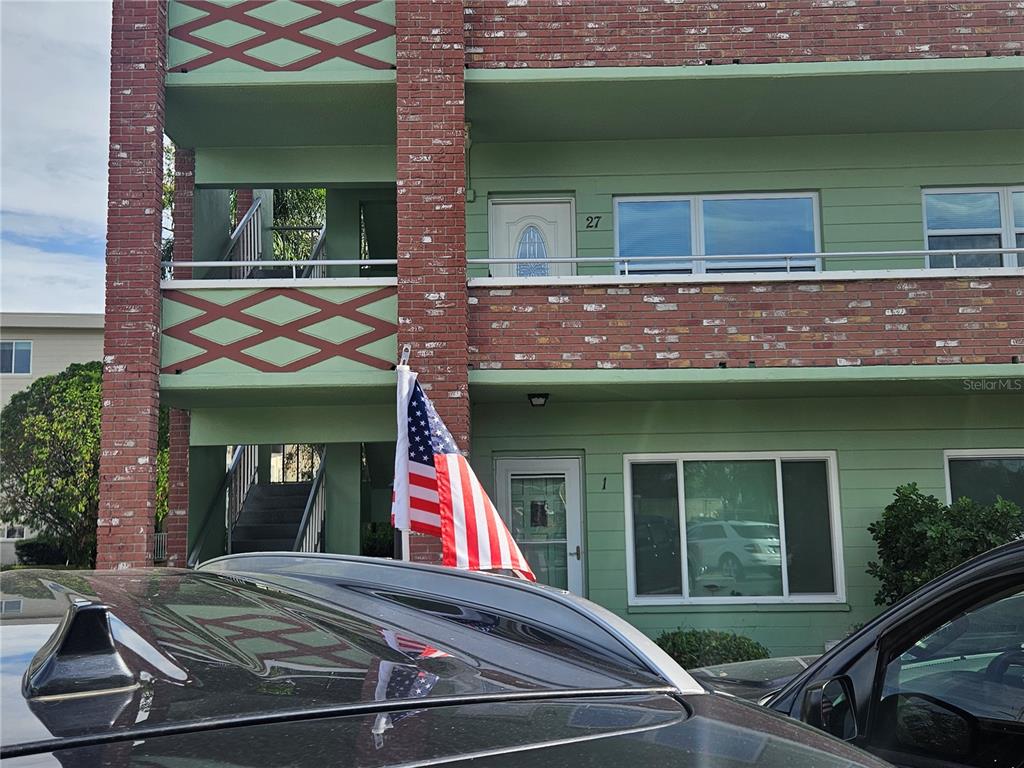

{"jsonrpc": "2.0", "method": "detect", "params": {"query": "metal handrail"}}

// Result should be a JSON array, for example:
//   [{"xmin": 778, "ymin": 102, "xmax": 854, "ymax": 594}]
[
  {"xmin": 164, "ymin": 259, "xmax": 397, "ymax": 267},
  {"xmin": 226, "ymin": 444, "xmax": 259, "ymax": 553},
  {"xmin": 187, "ymin": 444, "xmax": 247, "ymax": 568},
  {"xmin": 293, "ymin": 446, "xmax": 328, "ymax": 553},
  {"xmin": 224, "ymin": 197, "xmax": 263, "ymax": 259},
  {"xmin": 161, "ymin": 258, "xmax": 397, "ymax": 280},
  {"xmin": 153, "ymin": 532, "xmax": 168, "ymax": 562},
  {"xmin": 162, "ymin": 247, "xmax": 1022, "ymax": 281},
  {"xmin": 479, "ymin": 247, "xmax": 1024, "ymax": 272},
  {"xmin": 300, "ymin": 225, "xmax": 329, "ymax": 279},
  {"xmin": 226, "ymin": 198, "xmax": 264, "ymax": 279}
]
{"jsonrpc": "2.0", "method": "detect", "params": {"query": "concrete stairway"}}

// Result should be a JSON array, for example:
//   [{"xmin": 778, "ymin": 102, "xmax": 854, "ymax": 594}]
[{"xmin": 230, "ymin": 481, "xmax": 313, "ymax": 554}]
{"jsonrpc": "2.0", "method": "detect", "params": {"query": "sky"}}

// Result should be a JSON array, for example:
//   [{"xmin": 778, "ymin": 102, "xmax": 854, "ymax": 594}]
[{"xmin": 1, "ymin": 0, "xmax": 111, "ymax": 314}]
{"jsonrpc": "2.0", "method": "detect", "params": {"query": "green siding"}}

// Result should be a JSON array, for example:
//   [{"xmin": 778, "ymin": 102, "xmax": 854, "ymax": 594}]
[
  {"xmin": 324, "ymin": 443, "xmax": 362, "ymax": 555},
  {"xmin": 188, "ymin": 445, "xmax": 228, "ymax": 562},
  {"xmin": 466, "ymin": 129, "xmax": 1024, "ymax": 276},
  {"xmin": 471, "ymin": 392, "xmax": 1023, "ymax": 655}
]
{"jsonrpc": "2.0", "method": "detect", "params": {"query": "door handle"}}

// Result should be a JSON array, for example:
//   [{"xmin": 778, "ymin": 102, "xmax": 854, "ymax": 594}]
[{"xmin": 571, "ymin": 545, "xmax": 582, "ymax": 560}]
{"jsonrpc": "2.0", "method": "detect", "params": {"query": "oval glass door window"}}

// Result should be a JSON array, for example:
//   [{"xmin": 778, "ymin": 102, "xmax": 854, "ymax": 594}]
[{"xmin": 515, "ymin": 225, "xmax": 550, "ymax": 277}]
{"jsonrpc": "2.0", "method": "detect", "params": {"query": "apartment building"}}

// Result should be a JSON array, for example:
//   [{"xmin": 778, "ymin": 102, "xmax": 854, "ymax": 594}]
[{"xmin": 100, "ymin": 1, "xmax": 1023, "ymax": 653}]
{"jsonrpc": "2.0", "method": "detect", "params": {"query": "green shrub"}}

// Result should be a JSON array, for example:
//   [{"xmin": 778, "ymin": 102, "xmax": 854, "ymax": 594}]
[
  {"xmin": 14, "ymin": 538, "xmax": 68, "ymax": 566},
  {"xmin": 867, "ymin": 483, "xmax": 1024, "ymax": 606},
  {"xmin": 361, "ymin": 521, "xmax": 395, "ymax": 558},
  {"xmin": 655, "ymin": 628, "xmax": 770, "ymax": 669}
]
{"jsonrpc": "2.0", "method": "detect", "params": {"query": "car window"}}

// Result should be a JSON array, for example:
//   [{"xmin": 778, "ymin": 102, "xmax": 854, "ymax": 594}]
[
  {"xmin": 733, "ymin": 524, "xmax": 779, "ymax": 540},
  {"xmin": 691, "ymin": 524, "xmax": 725, "ymax": 540},
  {"xmin": 870, "ymin": 588, "xmax": 1024, "ymax": 768}
]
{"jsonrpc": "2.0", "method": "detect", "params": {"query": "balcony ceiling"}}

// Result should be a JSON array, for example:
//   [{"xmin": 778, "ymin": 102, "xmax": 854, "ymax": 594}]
[
  {"xmin": 468, "ymin": 364, "xmax": 1024, "ymax": 403},
  {"xmin": 465, "ymin": 59, "xmax": 1024, "ymax": 143},
  {"xmin": 165, "ymin": 81, "xmax": 396, "ymax": 147}
]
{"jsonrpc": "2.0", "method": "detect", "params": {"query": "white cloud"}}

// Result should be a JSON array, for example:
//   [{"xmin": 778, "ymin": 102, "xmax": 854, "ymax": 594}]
[
  {"xmin": 1, "ymin": 0, "xmax": 112, "ymax": 311},
  {"xmin": 0, "ymin": 241, "xmax": 104, "ymax": 313}
]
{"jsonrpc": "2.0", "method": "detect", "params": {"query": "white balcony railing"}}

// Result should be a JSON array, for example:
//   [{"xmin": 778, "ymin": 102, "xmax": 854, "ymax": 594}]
[
  {"xmin": 161, "ymin": 259, "xmax": 397, "ymax": 282},
  {"xmin": 478, "ymin": 247, "xmax": 1024, "ymax": 275},
  {"xmin": 160, "ymin": 247, "xmax": 1023, "ymax": 283}
]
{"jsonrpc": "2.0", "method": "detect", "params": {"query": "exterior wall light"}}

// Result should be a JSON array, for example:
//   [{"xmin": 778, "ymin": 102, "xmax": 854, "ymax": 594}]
[{"xmin": 527, "ymin": 393, "xmax": 549, "ymax": 407}]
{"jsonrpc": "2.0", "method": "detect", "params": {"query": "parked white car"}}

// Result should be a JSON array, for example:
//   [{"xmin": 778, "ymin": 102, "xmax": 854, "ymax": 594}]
[{"xmin": 686, "ymin": 520, "xmax": 782, "ymax": 580}]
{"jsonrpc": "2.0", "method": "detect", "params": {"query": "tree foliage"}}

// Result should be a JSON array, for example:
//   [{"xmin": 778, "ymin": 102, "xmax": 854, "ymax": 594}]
[
  {"xmin": 867, "ymin": 483, "xmax": 1024, "ymax": 606},
  {"xmin": 0, "ymin": 363, "xmax": 172, "ymax": 567},
  {"xmin": 0, "ymin": 363, "xmax": 103, "ymax": 566},
  {"xmin": 162, "ymin": 140, "xmax": 175, "ymax": 263},
  {"xmin": 272, "ymin": 188, "xmax": 326, "ymax": 261}
]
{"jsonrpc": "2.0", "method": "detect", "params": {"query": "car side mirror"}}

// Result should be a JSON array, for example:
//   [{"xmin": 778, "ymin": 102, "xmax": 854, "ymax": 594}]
[{"xmin": 801, "ymin": 677, "xmax": 858, "ymax": 741}]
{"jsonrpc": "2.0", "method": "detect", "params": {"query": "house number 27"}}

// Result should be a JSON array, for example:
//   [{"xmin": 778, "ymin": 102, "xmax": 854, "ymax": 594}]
[{"xmin": 585, "ymin": 216, "xmax": 602, "ymax": 229}]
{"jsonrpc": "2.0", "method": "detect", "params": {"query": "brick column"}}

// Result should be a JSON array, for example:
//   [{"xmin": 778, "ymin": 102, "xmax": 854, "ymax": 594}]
[
  {"xmin": 164, "ymin": 146, "xmax": 194, "ymax": 568},
  {"xmin": 165, "ymin": 410, "xmax": 190, "ymax": 567},
  {"xmin": 97, "ymin": 0, "xmax": 167, "ymax": 570},
  {"xmin": 396, "ymin": 1, "xmax": 468, "ymax": 564},
  {"xmin": 235, "ymin": 188, "xmax": 254, "ymax": 227},
  {"xmin": 172, "ymin": 147, "xmax": 194, "ymax": 280}
]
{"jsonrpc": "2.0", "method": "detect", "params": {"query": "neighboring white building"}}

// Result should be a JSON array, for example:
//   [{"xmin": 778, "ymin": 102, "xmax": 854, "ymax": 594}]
[
  {"xmin": 0, "ymin": 313, "xmax": 104, "ymax": 409},
  {"xmin": 0, "ymin": 313, "xmax": 104, "ymax": 564}
]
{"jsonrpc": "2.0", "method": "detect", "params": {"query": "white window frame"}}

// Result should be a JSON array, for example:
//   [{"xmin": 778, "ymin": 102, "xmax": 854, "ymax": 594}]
[
  {"xmin": 0, "ymin": 599, "xmax": 23, "ymax": 615},
  {"xmin": 2, "ymin": 525, "xmax": 26, "ymax": 540},
  {"xmin": 943, "ymin": 448, "xmax": 1024, "ymax": 505},
  {"xmin": 922, "ymin": 186, "xmax": 1022, "ymax": 268},
  {"xmin": 624, "ymin": 451, "xmax": 846, "ymax": 606},
  {"xmin": 613, "ymin": 192, "xmax": 822, "ymax": 275},
  {"xmin": 0, "ymin": 340, "xmax": 32, "ymax": 375},
  {"xmin": 1014, "ymin": 187, "xmax": 1024, "ymax": 248}
]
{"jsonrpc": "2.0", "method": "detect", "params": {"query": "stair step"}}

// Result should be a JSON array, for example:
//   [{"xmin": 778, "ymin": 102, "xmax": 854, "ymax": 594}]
[
  {"xmin": 248, "ymin": 483, "xmax": 313, "ymax": 498},
  {"xmin": 231, "ymin": 539, "xmax": 298, "ymax": 554},
  {"xmin": 232, "ymin": 523, "xmax": 300, "ymax": 540},
  {"xmin": 231, "ymin": 480, "xmax": 313, "ymax": 543}
]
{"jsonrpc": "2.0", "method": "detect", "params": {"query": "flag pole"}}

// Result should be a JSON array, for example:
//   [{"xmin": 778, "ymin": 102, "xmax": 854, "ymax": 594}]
[{"xmin": 393, "ymin": 344, "xmax": 412, "ymax": 561}]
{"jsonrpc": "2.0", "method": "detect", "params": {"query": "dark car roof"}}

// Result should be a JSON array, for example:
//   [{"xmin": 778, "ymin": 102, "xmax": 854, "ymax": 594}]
[
  {"xmin": 1, "ymin": 688, "xmax": 892, "ymax": 768},
  {"xmin": 1, "ymin": 563, "xmax": 669, "ymax": 752},
  {"xmin": 1, "ymin": 555, "xmax": 891, "ymax": 767}
]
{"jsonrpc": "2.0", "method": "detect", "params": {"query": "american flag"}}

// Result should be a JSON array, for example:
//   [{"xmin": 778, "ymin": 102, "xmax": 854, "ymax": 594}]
[
  {"xmin": 379, "ymin": 628, "xmax": 449, "ymax": 660},
  {"xmin": 392, "ymin": 366, "xmax": 535, "ymax": 581}
]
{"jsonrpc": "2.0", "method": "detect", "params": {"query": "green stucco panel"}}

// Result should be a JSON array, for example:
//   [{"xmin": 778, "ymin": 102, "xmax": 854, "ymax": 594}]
[
  {"xmin": 167, "ymin": 0, "xmax": 396, "ymax": 82},
  {"xmin": 324, "ymin": 443, "xmax": 362, "ymax": 555},
  {"xmin": 160, "ymin": 285, "xmax": 398, "ymax": 389},
  {"xmin": 470, "ymin": 392, "xmax": 1023, "ymax": 656}
]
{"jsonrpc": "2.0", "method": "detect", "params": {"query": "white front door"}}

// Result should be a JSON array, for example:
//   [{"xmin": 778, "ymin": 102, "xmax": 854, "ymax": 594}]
[
  {"xmin": 488, "ymin": 199, "xmax": 575, "ymax": 278},
  {"xmin": 495, "ymin": 458, "xmax": 584, "ymax": 594}
]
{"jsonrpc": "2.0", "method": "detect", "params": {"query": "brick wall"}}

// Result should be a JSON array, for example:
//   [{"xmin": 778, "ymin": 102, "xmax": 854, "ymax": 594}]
[
  {"xmin": 98, "ymin": 0, "xmax": 167, "ymax": 570},
  {"xmin": 235, "ymin": 188, "xmax": 254, "ymax": 227},
  {"xmin": 396, "ymin": 0, "xmax": 469, "ymax": 564},
  {"xmin": 165, "ymin": 146, "xmax": 194, "ymax": 568},
  {"xmin": 165, "ymin": 409, "xmax": 190, "ymax": 567},
  {"xmin": 468, "ymin": 277, "xmax": 1024, "ymax": 369},
  {"xmin": 173, "ymin": 147, "xmax": 194, "ymax": 279},
  {"xmin": 464, "ymin": 1, "xmax": 1023, "ymax": 68}
]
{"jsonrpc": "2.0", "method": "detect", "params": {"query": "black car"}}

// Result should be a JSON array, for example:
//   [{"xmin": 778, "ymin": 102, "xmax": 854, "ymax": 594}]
[
  {"xmin": 1, "ymin": 553, "xmax": 888, "ymax": 767},
  {"xmin": 689, "ymin": 655, "xmax": 819, "ymax": 702},
  {"xmin": 759, "ymin": 540, "xmax": 1024, "ymax": 768}
]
